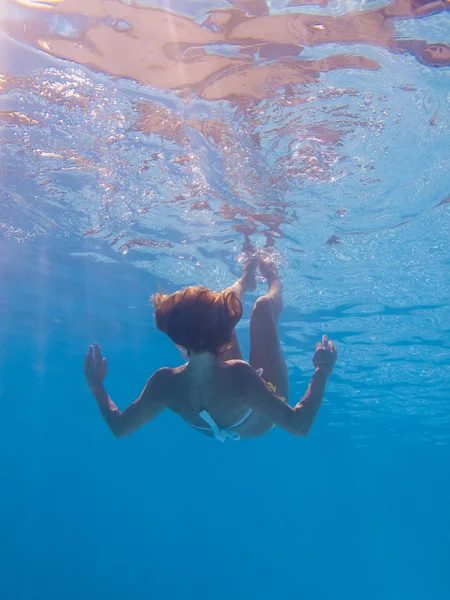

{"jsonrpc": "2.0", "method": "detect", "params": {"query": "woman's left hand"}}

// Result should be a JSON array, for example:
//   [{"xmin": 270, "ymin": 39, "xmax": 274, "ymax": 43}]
[
  {"xmin": 313, "ymin": 335, "xmax": 337, "ymax": 372},
  {"xmin": 84, "ymin": 342, "xmax": 108, "ymax": 388}
]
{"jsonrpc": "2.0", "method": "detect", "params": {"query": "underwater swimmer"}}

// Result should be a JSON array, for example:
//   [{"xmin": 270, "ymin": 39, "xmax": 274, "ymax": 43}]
[{"xmin": 84, "ymin": 256, "xmax": 337, "ymax": 442}]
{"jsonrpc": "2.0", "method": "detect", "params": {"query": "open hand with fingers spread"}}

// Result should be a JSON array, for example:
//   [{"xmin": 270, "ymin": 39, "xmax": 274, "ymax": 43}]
[
  {"xmin": 313, "ymin": 335, "xmax": 338, "ymax": 373},
  {"xmin": 84, "ymin": 342, "xmax": 108, "ymax": 388}
]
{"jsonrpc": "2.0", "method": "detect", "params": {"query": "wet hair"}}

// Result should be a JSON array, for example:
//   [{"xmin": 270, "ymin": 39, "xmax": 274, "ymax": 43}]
[{"xmin": 151, "ymin": 286, "xmax": 242, "ymax": 355}]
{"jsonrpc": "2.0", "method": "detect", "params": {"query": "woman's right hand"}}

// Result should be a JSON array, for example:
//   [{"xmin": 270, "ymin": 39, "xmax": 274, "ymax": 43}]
[
  {"xmin": 313, "ymin": 335, "xmax": 337, "ymax": 373},
  {"xmin": 84, "ymin": 342, "xmax": 108, "ymax": 388}
]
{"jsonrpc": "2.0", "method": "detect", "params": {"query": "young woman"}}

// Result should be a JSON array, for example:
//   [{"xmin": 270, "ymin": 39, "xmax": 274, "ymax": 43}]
[{"xmin": 84, "ymin": 256, "xmax": 337, "ymax": 442}]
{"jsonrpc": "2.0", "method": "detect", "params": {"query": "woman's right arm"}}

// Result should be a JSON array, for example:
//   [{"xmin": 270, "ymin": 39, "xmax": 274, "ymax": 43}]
[{"xmin": 85, "ymin": 343, "xmax": 168, "ymax": 438}]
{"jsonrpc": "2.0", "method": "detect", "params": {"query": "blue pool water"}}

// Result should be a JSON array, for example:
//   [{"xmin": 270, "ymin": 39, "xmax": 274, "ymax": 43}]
[{"xmin": 1, "ymin": 0, "xmax": 449, "ymax": 598}]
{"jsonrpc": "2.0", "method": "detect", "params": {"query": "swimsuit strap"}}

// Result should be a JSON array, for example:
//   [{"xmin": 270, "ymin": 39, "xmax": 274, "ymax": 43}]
[
  {"xmin": 197, "ymin": 408, "xmax": 253, "ymax": 442},
  {"xmin": 198, "ymin": 409, "xmax": 240, "ymax": 442},
  {"xmin": 187, "ymin": 364, "xmax": 261, "ymax": 442},
  {"xmin": 228, "ymin": 407, "xmax": 253, "ymax": 430}
]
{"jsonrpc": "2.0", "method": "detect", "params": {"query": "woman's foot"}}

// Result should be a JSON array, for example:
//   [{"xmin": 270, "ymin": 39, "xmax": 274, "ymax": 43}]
[
  {"xmin": 227, "ymin": 255, "xmax": 258, "ymax": 300},
  {"xmin": 258, "ymin": 256, "xmax": 280, "ymax": 287},
  {"xmin": 258, "ymin": 257, "xmax": 283, "ymax": 316},
  {"xmin": 240, "ymin": 255, "xmax": 259, "ymax": 293}
]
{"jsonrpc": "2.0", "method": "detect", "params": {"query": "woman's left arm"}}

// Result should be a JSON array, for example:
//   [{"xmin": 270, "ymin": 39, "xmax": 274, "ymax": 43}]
[{"xmin": 85, "ymin": 343, "xmax": 168, "ymax": 438}]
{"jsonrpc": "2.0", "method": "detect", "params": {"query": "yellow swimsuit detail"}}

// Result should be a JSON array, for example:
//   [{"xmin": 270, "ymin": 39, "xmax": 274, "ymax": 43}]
[
  {"xmin": 267, "ymin": 381, "xmax": 287, "ymax": 403},
  {"xmin": 266, "ymin": 381, "xmax": 287, "ymax": 430}
]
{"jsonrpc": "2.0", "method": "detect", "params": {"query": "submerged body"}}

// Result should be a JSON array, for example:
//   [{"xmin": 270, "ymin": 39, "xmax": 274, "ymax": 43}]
[
  {"xmin": 168, "ymin": 359, "xmax": 273, "ymax": 439},
  {"xmin": 85, "ymin": 256, "xmax": 337, "ymax": 441}
]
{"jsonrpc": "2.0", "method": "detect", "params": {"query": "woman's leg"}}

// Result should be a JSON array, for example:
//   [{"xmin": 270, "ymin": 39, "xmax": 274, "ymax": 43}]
[
  {"xmin": 220, "ymin": 256, "xmax": 258, "ymax": 362},
  {"xmin": 249, "ymin": 259, "xmax": 289, "ymax": 401}
]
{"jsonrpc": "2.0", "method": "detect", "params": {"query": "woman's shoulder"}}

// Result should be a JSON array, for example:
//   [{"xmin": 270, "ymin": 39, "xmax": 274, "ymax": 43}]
[
  {"xmin": 220, "ymin": 359, "xmax": 259, "ymax": 379},
  {"xmin": 148, "ymin": 365, "xmax": 186, "ymax": 388},
  {"xmin": 148, "ymin": 366, "xmax": 187, "ymax": 407},
  {"xmin": 156, "ymin": 363, "xmax": 188, "ymax": 376}
]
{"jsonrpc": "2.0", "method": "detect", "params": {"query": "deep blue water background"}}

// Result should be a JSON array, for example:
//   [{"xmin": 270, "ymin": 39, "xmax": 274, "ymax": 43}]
[{"xmin": 1, "ymin": 238, "xmax": 449, "ymax": 600}]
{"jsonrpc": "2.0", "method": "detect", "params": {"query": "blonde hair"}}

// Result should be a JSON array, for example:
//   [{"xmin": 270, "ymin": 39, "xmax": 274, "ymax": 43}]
[{"xmin": 151, "ymin": 286, "xmax": 242, "ymax": 355}]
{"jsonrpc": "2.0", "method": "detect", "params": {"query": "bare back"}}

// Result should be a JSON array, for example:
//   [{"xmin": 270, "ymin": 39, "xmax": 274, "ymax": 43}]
[{"xmin": 164, "ymin": 360, "xmax": 275, "ymax": 438}]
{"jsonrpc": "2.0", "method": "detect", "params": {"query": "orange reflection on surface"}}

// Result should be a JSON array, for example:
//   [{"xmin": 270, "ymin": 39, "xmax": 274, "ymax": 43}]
[
  {"xmin": 2, "ymin": 0, "xmax": 449, "ymax": 254},
  {"xmin": 2, "ymin": 0, "xmax": 449, "ymax": 108}
]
